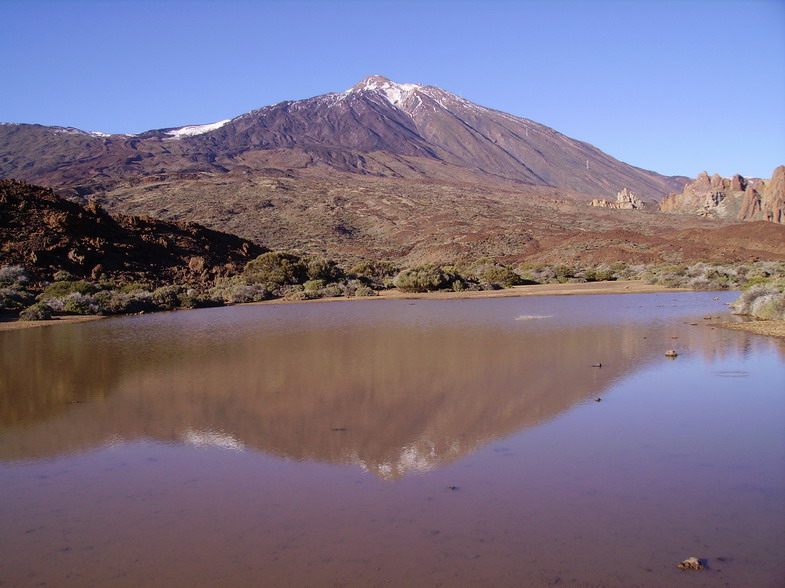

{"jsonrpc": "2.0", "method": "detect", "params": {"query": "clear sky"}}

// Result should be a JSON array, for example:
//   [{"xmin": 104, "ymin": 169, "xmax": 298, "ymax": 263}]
[{"xmin": 2, "ymin": 0, "xmax": 783, "ymax": 179}]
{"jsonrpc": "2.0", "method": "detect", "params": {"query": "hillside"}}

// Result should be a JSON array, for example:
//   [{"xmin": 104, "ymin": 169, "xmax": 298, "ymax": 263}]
[{"xmin": 0, "ymin": 180, "xmax": 265, "ymax": 284}]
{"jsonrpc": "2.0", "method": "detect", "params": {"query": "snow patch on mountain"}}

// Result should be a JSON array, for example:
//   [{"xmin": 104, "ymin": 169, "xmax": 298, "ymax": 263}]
[
  {"xmin": 51, "ymin": 126, "xmax": 111, "ymax": 137},
  {"xmin": 349, "ymin": 75, "xmax": 424, "ymax": 107},
  {"xmin": 166, "ymin": 119, "xmax": 231, "ymax": 138}
]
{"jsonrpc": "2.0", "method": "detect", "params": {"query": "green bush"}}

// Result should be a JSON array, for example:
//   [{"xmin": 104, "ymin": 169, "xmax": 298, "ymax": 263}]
[
  {"xmin": 61, "ymin": 293, "xmax": 100, "ymax": 315},
  {"xmin": 302, "ymin": 256, "xmax": 344, "ymax": 282},
  {"xmin": 39, "ymin": 280, "xmax": 100, "ymax": 299},
  {"xmin": 20, "ymin": 302, "xmax": 52, "ymax": 321},
  {"xmin": 243, "ymin": 252, "xmax": 308, "ymax": 286},
  {"xmin": 52, "ymin": 270, "xmax": 73, "ymax": 282},
  {"xmin": 94, "ymin": 290, "xmax": 155, "ymax": 314},
  {"xmin": 393, "ymin": 265, "xmax": 451, "ymax": 292},
  {"xmin": 480, "ymin": 266, "xmax": 520, "ymax": 288},
  {"xmin": 349, "ymin": 260, "xmax": 398, "ymax": 288},
  {"xmin": 152, "ymin": 285, "xmax": 185, "ymax": 310}
]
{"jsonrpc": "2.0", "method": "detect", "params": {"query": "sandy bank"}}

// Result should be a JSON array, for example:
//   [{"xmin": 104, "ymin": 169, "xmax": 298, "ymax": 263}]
[
  {"xmin": 373, "ymin": 280, "xmax": 689, "ymax": 300},
  {"xmin": 715, "ymin": 320, "xmax": 785, "ymax": 339},
  {"xmin": 0, "ymin": 315, "xmax": 105, "ymax": 332},
  {"xmin": 253, "ymin": 280, "xmax": 689, "ymax": 305}
]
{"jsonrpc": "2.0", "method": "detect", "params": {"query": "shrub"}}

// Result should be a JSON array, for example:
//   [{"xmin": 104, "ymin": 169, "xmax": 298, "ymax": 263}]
[
  {"xmin": 480, "ymin": 266, "xmax": 520, "ymax": 288},
  {"xmin": 349, "ymin": 260, "xmax": 399, "ymax": 288},
  {"xmin": 304, "ymin": 279, "xmax": 326, "ymax": 292},
  {"xmin": 61, "ymin": 292, "xmax": 100, "ymax": 315},
  {"xmin": 284, "ymin": 289, "xmax": 312, "ymax": 301},
  {"xmin": 39, "ymin": 280, "xmax": 100, "ymax": 299},
  {"xmin": 152, "ymin": 285, "xmax": 185, "ymax": 310},
  {"xmin": 302, "ymin": 256, "xmax": 344, "ymax": 282},
  {"xmin": 753, "ymin": 294, "xmax": 785, "ymax": 320},
  {"xmin": 243, "ymin": 252, "xmax": 307, "ymax": 286},
  {"xmin": 393, "ymin": 265, "xmax": 451, "ymax": 292},
  {"xmin": 213, "ymin": 282, "xmax": 270, "ymax": 303},
  {"xmin": 52, "ymin": 270, "xmax": 73, "ymax": 282},
  {"xmin": 733, "ymin": 285, "xmax": 781, "ymax": 316},
  {"xmin": 20, "ymin": 302, "xmax": 52, "ymax": 321},
  {"xmin": 319, "ymin": 284, "xmax": 345, "ymax": 298},
  {"xmin": 94, "ymin": 290, "xmax": 155, "ymax": 314},
  {"xmin": 0, "ymin": 286, "xmax": 34, "ymax": 310},
  {"xmin": 0, "ymin": 265, "xmax": 28, "ymax": 286},
  {"xmin": 118, "ymin": 282, "xmax": 152, "ymax": 294},
  {"xmin": 177, "ymin": 289, "xmax": 223, "ymax": 309}
]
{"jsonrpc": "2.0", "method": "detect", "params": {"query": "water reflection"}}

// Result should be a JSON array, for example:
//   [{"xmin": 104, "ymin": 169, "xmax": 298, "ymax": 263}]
[{"xmin": 0, "ymin": 293, "xmax": 766, "ymax": 477}]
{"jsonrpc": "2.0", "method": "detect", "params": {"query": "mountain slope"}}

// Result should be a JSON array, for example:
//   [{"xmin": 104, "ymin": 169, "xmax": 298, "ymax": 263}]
[{"xmin": 0, "ymin": 76, "xmax": 687, "ymax": 200}]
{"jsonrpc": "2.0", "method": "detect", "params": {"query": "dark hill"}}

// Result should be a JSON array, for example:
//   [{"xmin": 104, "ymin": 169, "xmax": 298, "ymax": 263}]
[{"xmin": 0, "ymin": 180, "xmax": 265, "ymax": 284}]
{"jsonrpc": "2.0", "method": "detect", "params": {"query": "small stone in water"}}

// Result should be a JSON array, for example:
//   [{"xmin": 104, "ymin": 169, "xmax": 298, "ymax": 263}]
[{"xmin": 678, "ymin": 557, "xmax": 704, "ymax": 570}]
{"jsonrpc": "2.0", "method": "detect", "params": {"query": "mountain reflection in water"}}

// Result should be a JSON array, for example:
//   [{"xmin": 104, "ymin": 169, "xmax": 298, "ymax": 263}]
[{"xmin": 0, "ymin": 293, "xmax": 760, "ymax": 477}]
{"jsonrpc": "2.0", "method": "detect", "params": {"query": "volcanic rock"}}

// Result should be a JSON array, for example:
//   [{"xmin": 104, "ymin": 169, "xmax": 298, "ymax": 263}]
[
  {"xmin": 0, "ymin": 180, "xmax": 265, "ymax": 284},
  {"xmin": 660, "ymin": 165, "xmax": 784, "ymax": 224}
]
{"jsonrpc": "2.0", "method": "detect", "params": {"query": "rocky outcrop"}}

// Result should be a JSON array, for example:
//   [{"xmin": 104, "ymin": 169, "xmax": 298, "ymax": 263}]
[
  {"xmin": 589, "ymin": 188, "xmax": 644, "ymax": 210},
  {"xmin": 0, "ymin": 180, "xmax": 266, "ymax": 284},
  {"xmin": 659, "ymin": 166, "xmax": 784, "ymax": 224}
]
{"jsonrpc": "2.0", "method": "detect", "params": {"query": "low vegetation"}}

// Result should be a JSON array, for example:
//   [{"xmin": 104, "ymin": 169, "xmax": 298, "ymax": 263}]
[
  {"xmin": 2, "ymin": 257, "xmax": 784, "ymax": 322},
  {"xmin": 731, "ymin": 278, "xmax": 785, "ymax": 321}
]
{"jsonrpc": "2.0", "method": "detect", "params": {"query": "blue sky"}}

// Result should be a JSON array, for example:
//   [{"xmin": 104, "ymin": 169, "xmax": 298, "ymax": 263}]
[{"xmin": 2, "ymin": 0, "xmax": 783, "ymax": 179}]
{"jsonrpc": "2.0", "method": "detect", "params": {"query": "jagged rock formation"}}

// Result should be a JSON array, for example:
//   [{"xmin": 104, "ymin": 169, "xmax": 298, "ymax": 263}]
[
  {"xmin": 659, "ymin": 166, "xmax": 784, "ymax": 224},
  {"xmin": 0, "ymin": 180, "xmax": 265, "ymax": 283},
  {"xmin": 589, "ymin": 187, "xmax": 644, "ymax": 209}
]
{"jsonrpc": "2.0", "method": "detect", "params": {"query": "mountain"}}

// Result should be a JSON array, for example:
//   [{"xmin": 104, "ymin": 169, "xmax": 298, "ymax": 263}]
[
  {"xmin": 1, "ymin": 75, "xmax": 686, "ymax": 200},
  {"xmin": 8, "ymin": 76, "xmax": 785, "ymax": 266},
  {"xmin": 0, "ymin": 180, "xmax": 264, "ymax": 283},
  {"xmin": 659, "ymin": 166, "xmax": 785, "ymax": 224}
]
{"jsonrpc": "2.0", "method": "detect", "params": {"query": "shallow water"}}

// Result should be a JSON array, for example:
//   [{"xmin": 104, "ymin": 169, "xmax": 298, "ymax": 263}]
[{"xmin": 1, "ymin": 292, "xmax": 783, "ymax": 587}]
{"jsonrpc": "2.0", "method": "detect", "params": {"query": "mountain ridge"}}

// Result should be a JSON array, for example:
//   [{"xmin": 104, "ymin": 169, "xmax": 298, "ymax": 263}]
[{"xmin": 0, "ymin": 75, "xmax": 687, "ymax": 201}]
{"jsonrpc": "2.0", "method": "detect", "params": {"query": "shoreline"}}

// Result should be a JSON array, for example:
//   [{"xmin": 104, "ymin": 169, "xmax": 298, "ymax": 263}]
[
  {"xmin": 715, "ymin": 320, "xmax": 785, "ymax": 339},
  {"xmin": 254, "ymin": 279, "xmax": 691, "ymax": 305},
  {"xmin": 0, "ymin": 280, "xmax": 706, "ymax": 333},
  {"xmin": 0, "ymin": 315, "xmax": 105, "ymax": 332}
]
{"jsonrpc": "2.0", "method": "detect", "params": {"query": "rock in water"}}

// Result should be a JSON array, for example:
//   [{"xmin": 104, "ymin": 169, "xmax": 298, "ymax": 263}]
[{"xmin": 678, "ymin": 557, "xmax": 705, "ymax": 570}]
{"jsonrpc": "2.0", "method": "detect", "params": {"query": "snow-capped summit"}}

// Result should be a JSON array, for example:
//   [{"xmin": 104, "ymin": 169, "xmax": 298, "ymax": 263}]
[{"xmin": 349, "ymin": 75, "xmax": 423, "ymax": 107}]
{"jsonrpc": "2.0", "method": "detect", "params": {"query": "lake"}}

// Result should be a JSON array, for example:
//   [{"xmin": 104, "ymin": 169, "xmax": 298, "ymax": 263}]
[{"xmin": 1, "ymin": 291, "xmax": 783, "ymax": 587}]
